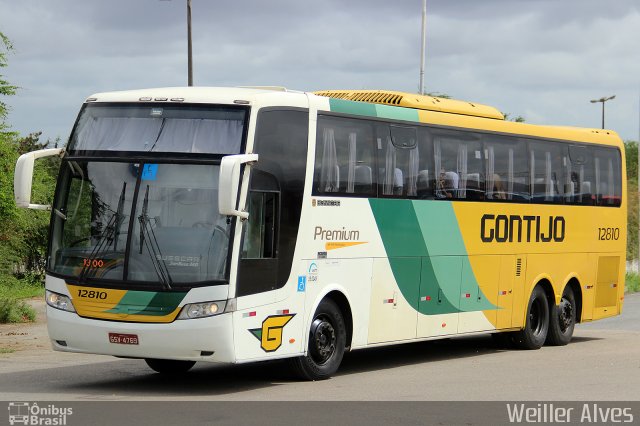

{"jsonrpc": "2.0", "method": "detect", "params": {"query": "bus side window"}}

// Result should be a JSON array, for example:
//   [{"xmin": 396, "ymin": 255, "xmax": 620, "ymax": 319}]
[
  {"xmin": 529, "ymin": 141, "xmax": 565, "ymax": 204},
  {"xmin": 567, "ymin": 145, "xmax": 595, "ymax": 205},
  {"xmin": 242, "ymin": 190, "xmax": 278, "ymax": 259},
  {"xmin": 378, "ymin": 125, "xmax": 421, "ymax": 198},
  {"xmin": 483, "ymin": 136, "xmax": 528, "ymax": 202},
  {"xmin": 313, "ymin": 116, "xmax": 376, "ymax": 196},
  {"xmin": 433, "ymin": 130, "xmax": 484, "ymax": 200},
  {"xmin": 594, "ymin": 147, "xmax": 622, "ymax": 207}
]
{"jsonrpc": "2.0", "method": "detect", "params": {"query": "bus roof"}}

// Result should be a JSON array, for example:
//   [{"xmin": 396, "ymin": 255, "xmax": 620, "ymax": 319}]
[
  {"xmin": 314, "ymin": 89, "xmax": 505, "ymax": 120},
  {"xmin": 312, "ymin": 89, "xmax": 621, "ymax": 147},
  {"xmin": 84, "ymin": 86, "xmax": 308, "ymax": 105},
  {"xmin": 83, "ymin": 86, "xmax": 622, "ymax": 147}
]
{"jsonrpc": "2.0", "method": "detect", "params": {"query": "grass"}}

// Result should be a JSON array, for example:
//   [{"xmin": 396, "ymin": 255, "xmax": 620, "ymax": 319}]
[
  {"xmin": 0, "ymin": 347, "xmax": 15, "ymax": 354},
  {"xmin": 626, "ymin": 272, "xmax": 640, "ymax": 293},
  {"xmin": 0, "ymin": 274, "xmax": 42, "ymax": 323},
  {"xmin": 0, "ymin": 298, "xmax": 36, "ymax": 323},
  {"xmin": 0, "ymin": 274, "xmax": 44, "ymax": 300}
]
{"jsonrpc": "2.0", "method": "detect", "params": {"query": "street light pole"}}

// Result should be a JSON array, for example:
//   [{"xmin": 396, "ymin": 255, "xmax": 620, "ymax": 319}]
[
  {"xmin": 160, "ymin": 0, "xmax": 194, "ymax": 86},
  {"xmin": 187, "ymin": 0, "xmax": 193, "ymax": 86},
  {"xmin": 590, "ymin": 95, "xmax": 616, "ymax": 129},
  {"xmin": 419, "ymin": 0, "xmax": 426, "ymax": 95}
]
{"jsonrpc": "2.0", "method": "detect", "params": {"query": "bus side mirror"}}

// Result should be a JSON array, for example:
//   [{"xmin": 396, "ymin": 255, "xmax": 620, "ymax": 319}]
[
  {"xmin": 14, "ymin": 148, "xmax": 64, "ymax": 210},
  {"xmin": 218, "ymin": 154, "xmax": 259, "ymax": 219}
]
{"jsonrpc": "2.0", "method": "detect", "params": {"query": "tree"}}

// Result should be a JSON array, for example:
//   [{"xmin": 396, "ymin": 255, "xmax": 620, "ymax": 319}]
[
  {"xmin": 502, "ymin": 112, "xmax": 526, "ymax": 123},
  {"xmin": 625, "ymin": 141, "xmax": 638, "ymax": 261},
  {"xmin": 0, "ymin": 31, "xmax": 18, "ymax": 131}
]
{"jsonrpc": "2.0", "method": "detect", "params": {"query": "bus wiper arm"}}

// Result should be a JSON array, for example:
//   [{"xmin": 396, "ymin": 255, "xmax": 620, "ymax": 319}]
[
  {"xmin": 79, "ymin": 182, "xmax": 127, "ymax": 280},
  {"xmin": 138, "ymin": 185, "xmax": 173, "ymax": 290}
]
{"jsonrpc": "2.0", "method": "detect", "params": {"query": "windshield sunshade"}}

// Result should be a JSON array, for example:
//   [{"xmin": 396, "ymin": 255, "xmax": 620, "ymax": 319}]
[{"xmin": 68, "ymin": 104, "xmax": 246, "ymax": 154}]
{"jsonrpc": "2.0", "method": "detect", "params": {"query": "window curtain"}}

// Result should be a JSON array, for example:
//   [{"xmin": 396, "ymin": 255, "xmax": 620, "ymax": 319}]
[
  {"xmin": 407, "ymin": 145, "xmax": 419, "ymax": 196},
  {"xmin": 320, "ymin": 127, "xmax": 338, "ymax": 192},
  {"xmin": 347, "ymin": 132, "xmax": 357, "ymax": 193}
]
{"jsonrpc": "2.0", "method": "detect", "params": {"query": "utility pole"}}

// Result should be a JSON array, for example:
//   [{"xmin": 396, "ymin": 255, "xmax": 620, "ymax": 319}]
[
  {"xmin": 419, "ymin": 0, "xmax": 426, "ymax": 95},
  {"xmin": 590, "ymin": 95, "xmax": 615, "ymax": 129},
  {"xmin": 160, "ymin": 0, "xmax": 194, "ymax": 86},
  {"xmin": 187, "ymin": 0, "xmax": 193, "ymax": 86}
]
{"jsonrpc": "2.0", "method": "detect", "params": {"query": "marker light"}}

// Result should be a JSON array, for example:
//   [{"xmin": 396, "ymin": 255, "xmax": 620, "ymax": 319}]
[
  {"xmin": 46, "ymin": 290, "xmax": 76, "ymax": 313},
  {"xmin": 177, "ymin": 301, "xmax": 227, "ymax": 320}
]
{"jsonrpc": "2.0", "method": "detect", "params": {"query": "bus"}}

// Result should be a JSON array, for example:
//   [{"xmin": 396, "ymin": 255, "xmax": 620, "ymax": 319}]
[{"xmin": 14, "ymin": 87, "xmax": 626, "ymax": 380}]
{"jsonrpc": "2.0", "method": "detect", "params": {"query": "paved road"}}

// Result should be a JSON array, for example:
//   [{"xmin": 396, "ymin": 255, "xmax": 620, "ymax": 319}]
[{"xmin": 0, "ymin": 294, "xmax": 639, "ymax": 402}]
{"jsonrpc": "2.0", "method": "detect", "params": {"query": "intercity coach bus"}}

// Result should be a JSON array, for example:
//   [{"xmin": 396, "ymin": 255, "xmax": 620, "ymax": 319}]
[{"xmin": 14, "ymin": 87, "xmax": 625, "ymax": 380}]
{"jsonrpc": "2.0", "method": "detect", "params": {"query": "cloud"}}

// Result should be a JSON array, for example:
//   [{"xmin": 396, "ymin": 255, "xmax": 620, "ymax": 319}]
[{"xmin": 0, "ymin": 0, "xmax": 638, "ymax": 142}]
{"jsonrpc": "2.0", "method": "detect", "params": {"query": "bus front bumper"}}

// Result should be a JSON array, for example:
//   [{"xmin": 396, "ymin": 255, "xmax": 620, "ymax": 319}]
[{"xmin": 46, "ymin": 306, "xmax": 236, "ymax": 363}]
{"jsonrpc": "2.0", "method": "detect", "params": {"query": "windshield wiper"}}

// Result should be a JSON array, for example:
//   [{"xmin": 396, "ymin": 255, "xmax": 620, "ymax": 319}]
[
  {"xmin": 79, "ymin": 182, "xmax": 127, "ymax": 281},
  {"xmin": 138, "ymin": 185, "xmax": 173, "ymax": 290}
]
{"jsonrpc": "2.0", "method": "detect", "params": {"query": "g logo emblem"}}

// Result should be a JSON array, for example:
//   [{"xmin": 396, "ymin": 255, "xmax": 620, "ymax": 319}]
[{"xmin": 249, "ymin": 314, "xmax": 295, "ymax": 352}]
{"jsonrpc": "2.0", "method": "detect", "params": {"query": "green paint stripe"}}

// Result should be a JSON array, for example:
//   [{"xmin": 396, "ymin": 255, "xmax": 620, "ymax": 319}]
[
  {"xmin": 369, "ymin": 199, "xmax": 428, "ymax": 257},
  {"xmin": 369, "ymin": 199, "xmax": 497, "ymax": 315},
  {"xmin": 375, "ymin": 104, "xmax": 420, "ymax": 122},
  {"xmin": 106, "ymin": 290, "xmax": 187, "ymax": 316},
  {"xmin": 127, "ymin": 291, "xmax": 188, "ymax": 316},
  {"xmin": 412, "ymin": 201, "xmax": 466, "ymax": 256},
  {"xmin": 329, "ymin": 98, "xmax": 377, "ymax": 117},
  {"xmin": 328, "ymin": 98, "xmax": 422, "ymax": 124}
]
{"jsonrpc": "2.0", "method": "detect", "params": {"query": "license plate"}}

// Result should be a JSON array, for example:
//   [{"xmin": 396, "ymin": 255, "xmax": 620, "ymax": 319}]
[{"xmin": 108, "ymin": 333, "xmax": 139, "ymax": 345}]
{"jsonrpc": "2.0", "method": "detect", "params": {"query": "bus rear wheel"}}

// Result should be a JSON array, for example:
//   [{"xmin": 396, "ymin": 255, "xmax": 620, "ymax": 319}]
[
  {"xmin": 289, "ymin": 299, "xmax": 346, "ymax": 381},
  {"xmin": 144, "ymin": 358, "xmax": 196, "ymax": 374},
  {"xmin": 512, "ymin": 285, "xmax": 549, "ymax": 350},
  {"xmin": 546, "ymin": 286, "xmax": 576, "ymax": 346}
]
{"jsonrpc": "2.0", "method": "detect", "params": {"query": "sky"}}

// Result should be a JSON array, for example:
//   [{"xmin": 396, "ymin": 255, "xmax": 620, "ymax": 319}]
[{"xmin": 1, "ymin": 0, "xmax": 639, "ymax": 144}]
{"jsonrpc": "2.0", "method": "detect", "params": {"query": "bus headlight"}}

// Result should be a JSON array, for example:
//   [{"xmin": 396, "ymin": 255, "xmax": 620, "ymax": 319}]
[
  {"xmin": 46, "ymin": 290, "xmax": 76, "ymax": 313},
  {"xmin": 177, "ymin": 301, "xmax": 226, "ymax": 320}
]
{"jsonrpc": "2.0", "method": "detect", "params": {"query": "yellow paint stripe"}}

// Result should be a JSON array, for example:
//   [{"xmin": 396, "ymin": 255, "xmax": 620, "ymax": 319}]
[{"xmin": 325, "ymin": 241, "xmax": 368, "ymax": 251}]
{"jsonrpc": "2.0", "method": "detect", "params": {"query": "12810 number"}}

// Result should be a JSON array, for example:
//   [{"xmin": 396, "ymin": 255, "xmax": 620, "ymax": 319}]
[
  {"xmin": 598, "ymin": 227, "xmax": 620, "ymax": 241},
  {"xmin": 77, "ymin": 289, "xmax": 108, "ymax": 300}
]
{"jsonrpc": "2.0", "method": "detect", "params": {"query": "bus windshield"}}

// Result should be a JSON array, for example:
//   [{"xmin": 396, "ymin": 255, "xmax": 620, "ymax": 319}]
[{"xmin": 49, "ymin": 161, "xmax": 231, "ymax": 287}]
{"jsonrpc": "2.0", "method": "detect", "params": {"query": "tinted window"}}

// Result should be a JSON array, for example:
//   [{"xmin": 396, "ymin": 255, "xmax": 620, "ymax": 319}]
[
  {"xmin": 594, "ymin": 147, "xmax": 622, "ymax": 206},
  {"xmin": 379, "ymin": 125, "xmax": 422, "ymax": 197},
  {"xmin": 483, "ymin": 136, "xmax": 529, "ymax": 202},
  {"xmin": 529, "ymin": 141, "xmax": 566, "ymax": 203},
  {"xmin": 237, "ymin": 109, "xmax": 309, "ymax": 296},
  {"xmin": 314, "ymin": 116, "xmax": 376, "ymax": 196},
  {"xmin": 433, "ymin": 130, "xmax": 484, "ymax": 200},
  {"xmin": 69, "ymin": 104, "xmax": 247, "ymax": 154}
]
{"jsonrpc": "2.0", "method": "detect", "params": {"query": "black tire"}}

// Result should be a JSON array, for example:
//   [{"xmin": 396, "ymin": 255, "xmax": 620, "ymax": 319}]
[
  {"xmin": 289, "ymin": 299, "xmax": 346, "ymax": 381},
  {"xmin": 144, "ymin": 358, "xmax": 196, "ymax": 374},
  {"xmin": 512, "ymin": 285, "xmax": 549, "ymax": 350},
  {"xmin": 546, "ymin": 286, "xmax": 576, "ymax": 346}
]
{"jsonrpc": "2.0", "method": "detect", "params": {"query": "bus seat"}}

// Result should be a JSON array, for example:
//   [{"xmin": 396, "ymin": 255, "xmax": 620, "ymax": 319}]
[
  {"xmin": 354, "ymin": 165, "xmax": 373, "ymax": 193},
  {"xmin": 417, "ymin": 170, "xmax": 430, "ymax": 196},
  {"xmin": 394, "ymin": 168, "xmax": 404, "ymax": 195},
  {"xmin": 467, "ymin": 173, "xmax": 480, "ymax": 187},
  {"xmin": 444, "ymin": 171, "xmax": 459, "ymax": 189}
]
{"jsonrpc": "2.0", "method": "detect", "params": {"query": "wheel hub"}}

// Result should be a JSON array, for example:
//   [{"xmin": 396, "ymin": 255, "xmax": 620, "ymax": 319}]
[
  {"xmin": 310, "ymin": 317, "xmax": 336, "ymax": 364},
  {"xmin": 558, "ymin": 297, "xmax": 574, "ymax": 332}
]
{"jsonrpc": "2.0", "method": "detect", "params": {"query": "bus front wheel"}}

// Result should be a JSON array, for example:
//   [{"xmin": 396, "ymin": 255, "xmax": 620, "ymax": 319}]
[
  {"xmin": 513, "ymin": 285, "xmax": 549, "ymax": 350},
  {"xmin": 289, "ymin": 299, "xmax": 346, "ymax": 381},
  {"xmin": 546, "ymin": 286, "xmax": 576, "ymax": 346},
  {"xmin": 144, "ymin": 358, "xmax": 196, "ymax": 374}
]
